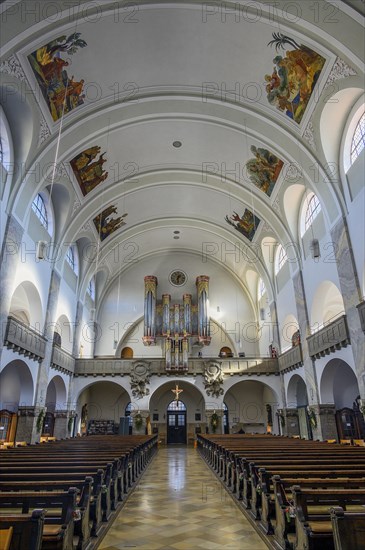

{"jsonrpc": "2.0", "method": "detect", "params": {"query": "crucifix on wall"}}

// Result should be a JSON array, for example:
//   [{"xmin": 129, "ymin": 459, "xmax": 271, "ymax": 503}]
[{"xmin": 172, "ymin": 383, "xmax": 183, "ymax": 401}]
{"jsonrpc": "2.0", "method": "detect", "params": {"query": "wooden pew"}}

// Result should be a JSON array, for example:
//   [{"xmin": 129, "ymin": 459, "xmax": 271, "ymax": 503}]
[
  {"xmin": 270, "ymin": 475, "xmax": 365, "ymax": 549},
  {"xmin": 0, "ymin": 488, "xmax": 78, "ymax": 550},
  {"xmin": 330, "ymin": 506, "xmax": 365, "ymax": 550},
  {"xmin": 0, "ymin": 510, "xmax": 45, "ymax": 550},
  {"xmin": 0, "ymin": 477, "xmax": 93, "ymax": 549},
  {"xmin": 292, "ymin": 486, "xmax": 365, "ymax": 550},
  {"xmin": 0, "ymin": 527, "xmax": 12, "ymax": 550}
]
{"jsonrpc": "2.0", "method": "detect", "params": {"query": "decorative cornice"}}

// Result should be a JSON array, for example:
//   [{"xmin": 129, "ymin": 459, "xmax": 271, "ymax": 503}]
[
  {"xmin": 37, "ymin": 114, "xmax": 51, "ymax": 147},
  {"xmin": 323, "ymin": 57, "xmax": 357, "ymax": 90},
  {"xmin": 303, "ymin": 120, "xmax": 315, "ymax": 150},
  {"xmin": 0, "ymin": 53, "xmax": 26, "ymax": 82}
]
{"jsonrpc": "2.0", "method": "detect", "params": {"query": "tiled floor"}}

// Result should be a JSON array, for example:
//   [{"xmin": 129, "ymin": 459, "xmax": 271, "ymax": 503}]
[{"xmin": 98, "ymin": 446, "xmax": 268, "ymax": 550}]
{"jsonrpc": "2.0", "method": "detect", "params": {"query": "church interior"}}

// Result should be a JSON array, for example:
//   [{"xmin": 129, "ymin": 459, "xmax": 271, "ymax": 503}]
[{"xmin": 0, "ymin": 0, "xmax": 364, "ymax": 549}]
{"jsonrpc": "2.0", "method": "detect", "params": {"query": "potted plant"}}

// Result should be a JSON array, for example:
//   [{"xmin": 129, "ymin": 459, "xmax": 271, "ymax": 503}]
[
  {"xmin": 36, "ymin": 409, "xmax": 46, "ymax": 433},
  {"xmin": 210, "ymin": 412, "xmax": 219, "ymax": 433},
  {"xmin": 134, "ymin": 412, "xmax": 143, "ymax": 430},
  {"xmin": 307, "ymin": 406, "xmax": 317, "ymax": 429}
]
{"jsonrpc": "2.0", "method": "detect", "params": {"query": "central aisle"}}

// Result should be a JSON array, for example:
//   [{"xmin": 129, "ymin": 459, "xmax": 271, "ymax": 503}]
[{"xmin": 99, "ymin": 446, "xmax": 268, "ymax": 550}]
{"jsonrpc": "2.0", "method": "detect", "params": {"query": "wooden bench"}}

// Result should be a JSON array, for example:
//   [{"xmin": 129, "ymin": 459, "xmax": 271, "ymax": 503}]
[
  {"xmin": 0, "ymin": 489, "xmax": 77, "ymax": 550},
  {"xmin": 0, "ymin": 510, "xmax": 45, "ymax": 550},
  {"xmin": 0, "ymin": 477, "xmax": 93, "ymax": 549},
  {"xmin": 331, "ymin": 506, "xmax": 365, "ymax": 550},
  {"xmin": 0, "ymin": 527, "xmax": 12, "ymax": 550},
  {"xmin": 292, "ymin": 486, "xmax": 365, "ymax": 550}
]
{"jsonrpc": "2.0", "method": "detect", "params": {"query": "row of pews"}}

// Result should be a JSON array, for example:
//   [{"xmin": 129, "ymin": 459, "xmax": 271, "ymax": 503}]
[
  {"xmin": 198, "ymin": 434, "xmax": 365, "ymax": 550},
  {"xmin": 0, "ymin": 434, "xmax": 157, "ymax": 550}
]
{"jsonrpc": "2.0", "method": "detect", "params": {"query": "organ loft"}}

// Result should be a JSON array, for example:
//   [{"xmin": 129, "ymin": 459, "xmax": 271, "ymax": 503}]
[{"xmin": 142, "ymin": 275, "xmax": 211, "ymax": 371}]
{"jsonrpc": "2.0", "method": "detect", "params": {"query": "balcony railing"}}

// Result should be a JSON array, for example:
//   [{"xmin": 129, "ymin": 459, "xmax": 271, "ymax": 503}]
[
  {"xmin": 356, "ymin": 300, "xmax": 365, "ymax": 333},
  {"xmin": 74, "ymin": 356, "xmax": 279, "ymax": 376},
  {"xmin": 51, "ymin": 345, "xmax": 75, "ymax": 374},
  {"xmin": 4, "ymin": 316, "xmax": 46, "ymax": 362},
  {"xmin": 307, "ymin": 315, "xmax": 350, "ymax": 359},
  {"xmin": 278, "ymin": 344, "xmax": 303, "ymax": 373}
]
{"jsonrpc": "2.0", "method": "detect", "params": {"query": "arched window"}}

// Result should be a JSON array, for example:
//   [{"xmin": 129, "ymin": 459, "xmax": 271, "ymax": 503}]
[
  {"xmin": 125, "ymin": 402, "xmax": 133, "ymax": 432},
  {"xmin": 31, "ymin": 193, "xmax": 48, "ymax": 230},
  {"xmin": 304, "ymin": 194, "xmax": 321, "ymax": 232},
  {"xmin": 350, "ymin": 112, "xmax": 365, "ymax": 165},
  {"xmin": 223, "ymin": 402, "xmax": 229, "ymax": 434},
  {"xmin": 66, "ymin": 246, "xmax": 78, "ymax": 275},
  {"xmin": 275, "ymin": 244, "xmax": 287, "ymax": 275},
  {"xmin": 167, "ymin": 400, "xmax": 186, "ymax": 411},
  {"xmin": 258, "ymin": 278, "xmax": 266, "ymax": 300},
  {"xmin": 87, "ymin": 277, "xmax": 95, "ymax": 300}
]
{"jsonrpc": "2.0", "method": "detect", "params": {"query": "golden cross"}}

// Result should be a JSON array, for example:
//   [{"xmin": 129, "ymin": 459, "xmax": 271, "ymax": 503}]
[{"xmin": 172, "ymin": 383, "xmax": 183, "ymax": 401}]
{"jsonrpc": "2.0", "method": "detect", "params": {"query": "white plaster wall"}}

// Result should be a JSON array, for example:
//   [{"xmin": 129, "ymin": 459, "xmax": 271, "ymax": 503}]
[
  {"xmin": 276, "ymin": 275, "xmax": 298, "ymax": 352},
  {"xmin": 95, "ymin": 252, "xmax": 257, "ymax": 356},
  {"xmin": 346, "ymin": 185, "xmax": 365, "ymax": 297}
]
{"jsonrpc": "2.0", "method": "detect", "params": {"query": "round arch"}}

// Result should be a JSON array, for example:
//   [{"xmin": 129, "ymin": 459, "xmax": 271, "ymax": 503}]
[
  {"xmin": 320, "ymin": 359, "xmax": 360, "ymax": 409},
  {"xmin": 45, "ymin": 375, "xmax": 67, "ymax": 413},
  {"xmin": 310, "ymin": 280, "xmax": 345, "ymax": 329},
  {"xmin": 281, "ymin": 314, "xmax": 300, "ymax": 351},
  {"xmin": 0, "ymin": 360, "xmax": 34, "ymax": 412},
  {"xmin": 286, "ymin": 374, "xmax": 308, "ymax": 408},
  {"xmin": 223, "ymin": 379, "xmax": 280, "ymax": 434},
  {"xmin": 54, "ymin": 314, "xmax": 73, "ymax": 353},
  {"xmin": 9, "ymin": 281, "xmax": 44, "ymax": 328},
  {"xmin": 75, "ymin": 380, "xmax": 131, "ymax": 434}
]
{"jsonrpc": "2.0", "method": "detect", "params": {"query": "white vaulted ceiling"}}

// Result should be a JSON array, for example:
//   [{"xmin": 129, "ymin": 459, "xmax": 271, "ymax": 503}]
[{"xmin": 1, "ymin": 0, "xmax": 364, "ymax": 315}]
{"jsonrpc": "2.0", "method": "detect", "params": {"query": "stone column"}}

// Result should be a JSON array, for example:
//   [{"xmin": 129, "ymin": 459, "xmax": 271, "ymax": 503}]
[
  {"xmin": 311, "ymin": 404, "xmax": 337, "ymax": 441},
  {"xmin": 72, "ymin": 300, "xmax": 84, "ymax": 357},
  {"xmin": 293, "ymin": 271, "xmax": 326, "ymax": 439},
  {"xmin": 0, "ymin": 215, "xmax": 24, "ymax": 359},
  {"xmin": 280, "ymin": 408, "xmax": 300, "ymax": 437},
  {"xmin": 53, "ymin": 410, "xmax": 69, "ymax": 440},
  {"xmin": 15, "ymin": 406, "xmax": 44, "ymax": 444},
  {"xmin": 31, "ymin": 270, "xmax": 61, "ymax": 443},
  {"xmin": 269, "ymin": 300, "xmax": 281, "ymax": 352},
  {"xmin": 331, "ymin": 218, "xmax": 365, "ymax": 398}
]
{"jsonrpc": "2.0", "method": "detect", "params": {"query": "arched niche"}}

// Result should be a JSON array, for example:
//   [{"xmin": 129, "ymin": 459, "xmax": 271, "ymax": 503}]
[
  {"xmin": 121, "ymin": 347, "xmax": 133, "ymax": 358},
  {"xmin": 55, "ymin": 314, "xmax": 73, "ymax": 353},
  {"xmin": 9, "ymin": 281, "xmax": 44, "ymax": 329},
  {"xmin": 149, "ymin": 380, "xmax": 206, "ymax": 434},
  {"xmin": 310, "ymin": 280, "xmax": 345, "ymax": 329},
  {"xmin": 223, "ymin": 380, "xmax": 279, "ymax": 434},
  {"xmin": 286, "ymin": 374, "xmax": 308, "ymax": 408},
  {"xmin": 283, "ymin": 184, "xmax": 305, "ymax": 241},
  {"xmin": 0, "ymin": 360, "xmax": 34, "ymax": 412},
  {"xmin": 281, "ymin": 314, "xmax": 300, "ymax": 351},
  {"xmin": 45, "ymin": 375, "xmax": 67, "ymax": 413},
  {"xmin": 76, "ymin": 381, "xmax": 131, "ymax": 433},
  {"xmin": 320, "ymin": 359, "xmax": 360, "ymax": 409}
]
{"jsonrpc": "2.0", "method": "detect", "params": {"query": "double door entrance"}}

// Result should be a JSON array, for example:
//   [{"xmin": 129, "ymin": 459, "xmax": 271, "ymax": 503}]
[{"xmin": 167, "ymin": 400, "xmax": 187, "ymax": 444}]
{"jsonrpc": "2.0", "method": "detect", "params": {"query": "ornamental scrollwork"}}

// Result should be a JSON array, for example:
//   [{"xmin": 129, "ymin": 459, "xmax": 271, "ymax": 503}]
[
  {"xmin": 203, "ymin": 362, "xmax": 224, "ymax": 398},
  {"xmin": 130, "ymin": 361, "xmax": 151, "ymax": 399}
]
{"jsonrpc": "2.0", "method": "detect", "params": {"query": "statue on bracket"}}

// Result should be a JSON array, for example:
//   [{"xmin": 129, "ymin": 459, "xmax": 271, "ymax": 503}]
[
  {"xmin": 203, "ymin": 362, "xmax": 224, "ymax": 398},
  {"xmin": 130, "ymin": 361, "xmax": 151, "ymax": 399}
]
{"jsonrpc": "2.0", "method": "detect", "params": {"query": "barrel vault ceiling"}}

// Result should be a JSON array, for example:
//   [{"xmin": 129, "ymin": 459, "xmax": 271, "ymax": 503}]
[{"xmin": 1, "ymin": 0, "xmax": 364, "ymax": 306}]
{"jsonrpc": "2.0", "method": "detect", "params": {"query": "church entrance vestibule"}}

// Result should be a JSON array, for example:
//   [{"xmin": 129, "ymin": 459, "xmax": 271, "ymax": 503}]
[{"xmin": 167, "ymin": 400, "xmax": 187, "ymax": 444}]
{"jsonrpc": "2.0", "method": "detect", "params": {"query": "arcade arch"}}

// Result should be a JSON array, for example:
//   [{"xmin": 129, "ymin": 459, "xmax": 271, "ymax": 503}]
[{"xmin": 223, "ymin": 380, "xmax": 279, "ymax": 434}]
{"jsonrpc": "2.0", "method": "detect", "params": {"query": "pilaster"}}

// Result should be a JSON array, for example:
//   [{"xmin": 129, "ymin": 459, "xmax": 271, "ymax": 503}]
[
  {"xmin": 0, "ymin": 215, "xmax": 24, "ymax": 359},
  {"xmin": 331, "ymin": 218, "xmax": 365, "ymax": 398},
  {"xmin": 34, "ymin": 270, "xmax": 61, "ymax": 410}
]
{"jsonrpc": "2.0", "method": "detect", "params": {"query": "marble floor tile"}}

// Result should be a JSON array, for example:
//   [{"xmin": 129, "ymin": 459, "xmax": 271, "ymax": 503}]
[{"xmin": 97, "ymin": 447, "xmax": 268, "ymax": 550}]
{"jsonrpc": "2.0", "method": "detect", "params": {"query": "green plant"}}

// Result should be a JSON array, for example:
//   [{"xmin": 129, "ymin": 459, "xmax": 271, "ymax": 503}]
[
  {"xmin": 134, "ymin": 413, "xmax": 143, "ymax": 430},
  {"xmin": 36, "ymin": 409, "xmax": 45, "ymax": 433},
  {"xmin": 307, "ymin": 407, "xmax": 317, "ymax": 429},
  {"xmin": 211, "ymin": 412, "xmax": 219, "ymax": 433}
]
